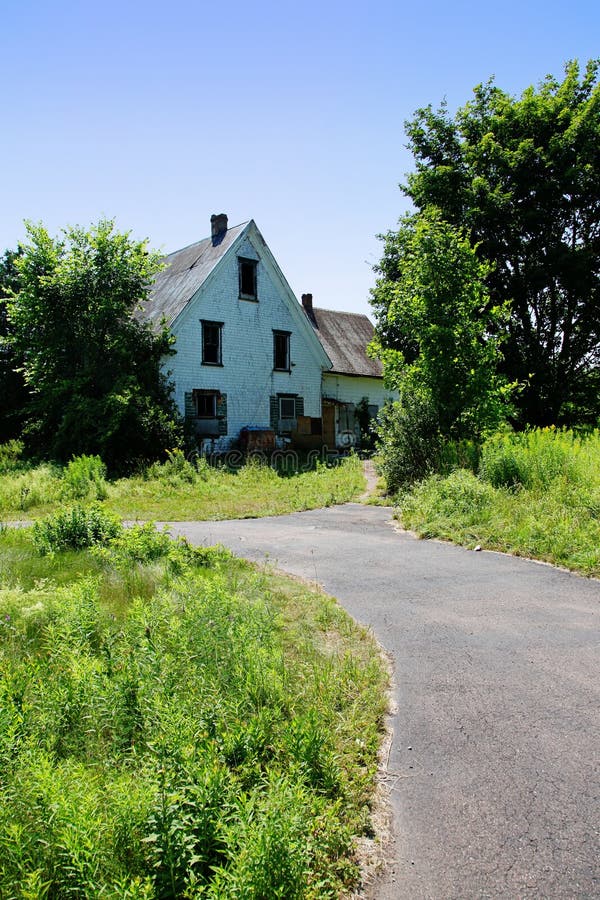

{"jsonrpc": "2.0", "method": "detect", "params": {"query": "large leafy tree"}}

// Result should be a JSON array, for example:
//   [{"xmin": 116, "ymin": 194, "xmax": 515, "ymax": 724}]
[
  {"xmin": 5, "ymin": 220, "xmax": 182, "ymax": 471},
  {"xmin": 0, "ymin": 248, "xmax": 29, "ymax": 441},
  {"xmin": 371, "ymin": 210, "xmax": 511, "ymax": 489},
  {"xmin": 372, "ymin": 209, "xmax": 511, "ymax": 437},
  {"xmin": 375, "ymin": 59, "xmax": 600, "ymax": 426}
]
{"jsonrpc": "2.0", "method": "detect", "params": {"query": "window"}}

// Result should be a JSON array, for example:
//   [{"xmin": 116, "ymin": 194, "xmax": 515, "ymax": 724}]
[
  {"xmin": 270, "ymin": 394, "xmax": 304, "ymax": 432},
  {"xmin": 279, "ymin": 396, "xmax": 296, "ymax": 419},
  {"xmin": 202, "ymin": 320, "xmax": 222, "ymax": 365},
  {"xmin": 273, "ymin": 330, "xmax": 290, "ymax": 371},
  {"xmin": 195, "ymin": 391, "xmax": 217, "ymax": 417},
  {"xmin": 189, "ymin": 390, "xmax": 228, "ymax": 437},
  {"xmin": 238, "ymin": 257, "xmax": 257, "ymax": 300}
]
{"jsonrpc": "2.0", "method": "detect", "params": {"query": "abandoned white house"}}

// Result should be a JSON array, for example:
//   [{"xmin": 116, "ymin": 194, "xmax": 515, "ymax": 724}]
[{"xmin": 142, "ymin": 214, "xmax": 395, "ymax": 451}]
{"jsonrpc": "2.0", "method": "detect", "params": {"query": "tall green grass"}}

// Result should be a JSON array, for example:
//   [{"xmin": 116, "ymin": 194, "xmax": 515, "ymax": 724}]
[
  {"xmin": 0, "ymin": 524, "xmax": 387, "ymax": 897},
  {"xmin": 0, "ymin": 448, "xmax": 364, "ymax": 521},
  {"xmin": 398, "ymin": 428, "xmax": 600, "ymax": 575}
]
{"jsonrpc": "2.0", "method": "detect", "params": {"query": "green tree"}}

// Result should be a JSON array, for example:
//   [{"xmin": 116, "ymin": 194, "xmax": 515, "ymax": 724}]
[
  {"xmin": 6, "ymin": 219, "xmax": 182, "ymax": 471},
  {"xmin": 0, "ymin": 247, "xmax": 29, "ymax": 441},
  {"xmin": 377, "ymin": 59, "xmax": 600, "ymax": 426},
  {"xmin": 371, "ymin": 211, "xmax": 512, "ymax": 490}
]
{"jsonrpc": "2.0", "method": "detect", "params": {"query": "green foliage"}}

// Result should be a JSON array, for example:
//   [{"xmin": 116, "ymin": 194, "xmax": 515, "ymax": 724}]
[
  {"xmin": 393, "ymin": 59, "xmax": 600, "ymax": 426},
  {"xmin": 0, "ymin": 439, "xmax": 24, "ymax": 474},
  {"xmin": 93, "ymin": 522, "xmax": 230, "ymax": 574},
  {"xmin": 478, "ymin": 428, "xmax": 581, "ymax": 489},
  {"xmin": 371, "ymin": 210, "xmax": 512, "ymax": 488},
  {"xmin": 372, "ymin": 209, "xmax": 512, "ymax": 443},
  {"xmin": 4, "ymin": 219, "xmax": 182, "ymax": 472},
  {"xmin": 146, "ymin": 447, "xmax": 199, "ymax": 486},
  {"xmin": 0, "ymin": 462, "xmax": 63, "ymax": 513},
  {"xmin": 397, "ymin": 427, "xmax": 600, "ymax": 575},
  {"xmin": 0, "ymin": 248, "xmax": 28, "ymax": 442},
  {"xmin": 61, "ymin": 454, "xmax": 108, "ymax": 501},
  {"xmin": 375, "ymin": 395, "xmax": 442, "ymax": 491},
  {"xmin": 0, "ymin": 453, "xmax": 365, "ymax": 521},
  {"xmin": 0, "ymin": 527, "xmax": 387, "ymax": 896},
  {"xmin": 32, "ymin": 504, "xmax": 122, "ymax": 554}
]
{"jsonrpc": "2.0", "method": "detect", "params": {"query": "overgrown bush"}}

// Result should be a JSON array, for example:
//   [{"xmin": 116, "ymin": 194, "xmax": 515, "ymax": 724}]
[
  {"xmin": 479, "ymin": 428, "xmax": 581, "ymax": 489},
  {"xmin": 32, "ymin": 503, "xmax": 122, "ymax": 554},
  {"xmin": 147, "ymin": 447, "xmax": 198, "ymax": 486},
  {"xmin": 0, "ymin": 527, "xmax": 386, "ymax": 896},
  {"xmin": 397, "ymin": 427, "xmax": 600, "ymax": 574},
  {"xmin": 93, "ymin": 522, "xmax": 230, "ymax": 574},
  {"xmin": 438, "ymin": 439, "xmax": 481, "ymax": 477},
  {"xmin": 375, "ymin": 395, "xmax": 442, "ymax": 492},
  {"xmin": 0, "ymin": 439, "xmax": 24, "ymax": 474},
  {"xmin": 0, "ymin": 463, "xmax": 62, "ymax": 513},
  {"xmin": 61, "ymin": 454, "xmax": 108, "ymax": 500}
]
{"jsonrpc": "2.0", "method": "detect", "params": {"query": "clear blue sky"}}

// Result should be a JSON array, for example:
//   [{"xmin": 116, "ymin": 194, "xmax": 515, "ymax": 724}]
[{"xmin": 1, "ymin": 0, "xmax": 598, "ymax": 315}]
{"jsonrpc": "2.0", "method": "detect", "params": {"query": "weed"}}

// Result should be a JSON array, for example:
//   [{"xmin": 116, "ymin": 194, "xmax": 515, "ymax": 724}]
[
  {"xmin": 0, "ymin": 526, "xmax": 387, "ymax": 896},
  {"xmin": 0, "ymin": 453, "xmax": 364, "ymax": 521},
  {"xmin": 32, "ymin": 504, "xmax": 122, "ymax": 555},
  {"xmin": 398, "ymin": 428, "xmax": 600, "ymax": 574},
  {"xmin": 0, "ymin": 440, "xmax": 25, "ymax": 474},
  {"xmin": 61, "ymin": 454, "xmax": 108, "ymax": 501}
]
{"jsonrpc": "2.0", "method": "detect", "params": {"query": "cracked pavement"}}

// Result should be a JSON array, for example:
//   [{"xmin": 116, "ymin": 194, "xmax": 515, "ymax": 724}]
[{"xmin": 167, "ymin": 504, "xmax": 600, "ymax": 899}]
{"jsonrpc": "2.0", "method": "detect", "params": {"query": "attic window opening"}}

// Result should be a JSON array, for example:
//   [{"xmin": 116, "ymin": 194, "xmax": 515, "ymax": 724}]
[
  {"xmin": 273, "ymin": 330, "xmax": 291, "ymax": 372},
  {"xmin": 202, "ymin": 320, "xmax": 223, "ymax": 366},
  {"xmin": 239, "ymin": 258, "xmax": 257, "ymax": 300}
]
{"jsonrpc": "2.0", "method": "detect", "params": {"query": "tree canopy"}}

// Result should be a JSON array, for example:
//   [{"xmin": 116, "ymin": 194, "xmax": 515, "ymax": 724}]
[
  {"xmin": 4, "ymin": 220, "xmax": 181, "ymax": 471},
  {"xmin": 371, "ymin": 210, "xmax": 512, "ymax": 489},
  {"xmin": 372, "ymin": 209, "xmax": 511, "ymax": 439},
  {"xmin": 374, "ymin": 59, "xmax": 600, "ymax": 426},
  {"xmin": 0, "ymin": 248, "xmax": 29, "ymax": 442}
]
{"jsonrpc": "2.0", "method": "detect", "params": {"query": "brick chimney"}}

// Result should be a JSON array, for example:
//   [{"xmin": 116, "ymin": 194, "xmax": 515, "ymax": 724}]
[
  {"xmin": 301, "ymin": 293, "xmax": 314, "ymax": 317},
  {"xmin": 210, "ymin": 213, "xmax": 228, "ymax": 243}
]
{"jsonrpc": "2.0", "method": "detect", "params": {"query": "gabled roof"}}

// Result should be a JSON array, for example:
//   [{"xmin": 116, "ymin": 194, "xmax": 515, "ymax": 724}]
[
  {"xmin": 142, "ymin": 221, "xmax": 249, "ymax": 328},
  {"xmin": 305, "ymin": 307, "xmax": 383, "ymax": 378},
  {"xmin": 140, "ymin": 219, "xmax": 381, "ymax": 379}
]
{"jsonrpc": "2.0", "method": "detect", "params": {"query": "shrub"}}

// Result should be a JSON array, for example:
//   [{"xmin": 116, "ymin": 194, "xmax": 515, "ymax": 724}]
[
  {"xmin": 98, "ymin": 522, "xmax": 174, "ymax": 565},
  {"xmin": 61, "ymin": 454, "xmax": 108, "ymax": 501},
  {"xmin": 92, "ymin": 523, "xmax": 231, "ymax": 574},
  {"xmin": 0, "ymin": 528, "xmax": 386, "ymax": 895},
  {"xmin": 147, "ymin": 447, "xmax": 197, "ymax": 486},
  {"xmin": 375, "ymin": 396, "xmax": 442, "ymax": 492},
  {"xmin": 0, "ymin": 464, "xmax": 63, "ymax": 513},
  {"xmin": 478, "ymin": 432, "xmax": 526, "ymax": 488},
  {"xmin": 438, "ymin": 439, "xmax": 481, "ymax": 476},
  {"xmin": 479, "ymin": 428, "xmax": 580, "ymax": 490},
  {"xmin": 32, "ymin": 504, "xmax": 122, "ymax": 555},
  {"xmin": 0, "ymin": 439, "xmax": 24, "ymax": 474}
]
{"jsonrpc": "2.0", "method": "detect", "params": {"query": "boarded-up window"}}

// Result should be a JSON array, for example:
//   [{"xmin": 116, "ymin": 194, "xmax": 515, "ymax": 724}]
[
  {"xmin": 185, "ymin": 390, "xmax": 228, "ymax": 437},
  {"xmin": 270, "ymin": 394, "xmax": 304, "ymax": 432}
]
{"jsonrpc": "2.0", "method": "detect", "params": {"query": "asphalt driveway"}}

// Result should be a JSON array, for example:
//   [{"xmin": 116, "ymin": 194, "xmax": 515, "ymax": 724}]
[{"xmin": 168, "ymin": 504, "xmax": 600, "ymax": 899}]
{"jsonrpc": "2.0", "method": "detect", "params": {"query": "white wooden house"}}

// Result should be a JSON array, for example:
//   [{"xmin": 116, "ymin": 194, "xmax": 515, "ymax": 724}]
[{"xmin": 142, "ymin": 214, "xmax": 395, "ymax": 451}]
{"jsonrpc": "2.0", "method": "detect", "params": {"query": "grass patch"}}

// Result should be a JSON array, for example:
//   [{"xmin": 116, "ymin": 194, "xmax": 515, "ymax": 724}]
[
  {"xmin": 0, "ymin": 524, "xmax": 387, "ymax": 897},
  {"xmin": 0, "ymin": 451, "xmax": 365, "ymax": 521},
  {"xmin": 396, "ymin": 428, "xmax": 600, "ymax": 576}
]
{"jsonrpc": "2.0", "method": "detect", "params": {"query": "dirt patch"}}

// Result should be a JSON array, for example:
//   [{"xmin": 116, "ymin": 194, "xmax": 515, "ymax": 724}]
[{"xmin": 359, "ymin": 459, "xmax": 380, "ymax": 501}]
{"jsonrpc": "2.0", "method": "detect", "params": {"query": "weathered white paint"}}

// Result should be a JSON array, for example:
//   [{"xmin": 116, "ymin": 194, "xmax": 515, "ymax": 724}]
[
  {"xmin": 321, "ymin": 372, "xmax": 398, "ymax": 448},
  {"xmin": 167, "ymin": 223, "xmax": 330, "ymax": 450},
  {"xmin": 322, "ymin": 373, "xmax": 397, "ymax": 410}
]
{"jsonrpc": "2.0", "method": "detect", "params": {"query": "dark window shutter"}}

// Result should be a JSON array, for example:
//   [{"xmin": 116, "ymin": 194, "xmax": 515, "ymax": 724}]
[
  {"xmin": 295, "ymin": 397, "xmax": 304, "ymax": 417},
  {"xmin": 184, "ymin": 392, "xmax": 195, "ymax": 420},
  {"xmin": 270, "ymin": 395, "xmax": 279, "ymax": 429},
  {"xmin": 217, "ymin": 393, "xmax": 227, "ymax": 435}
]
